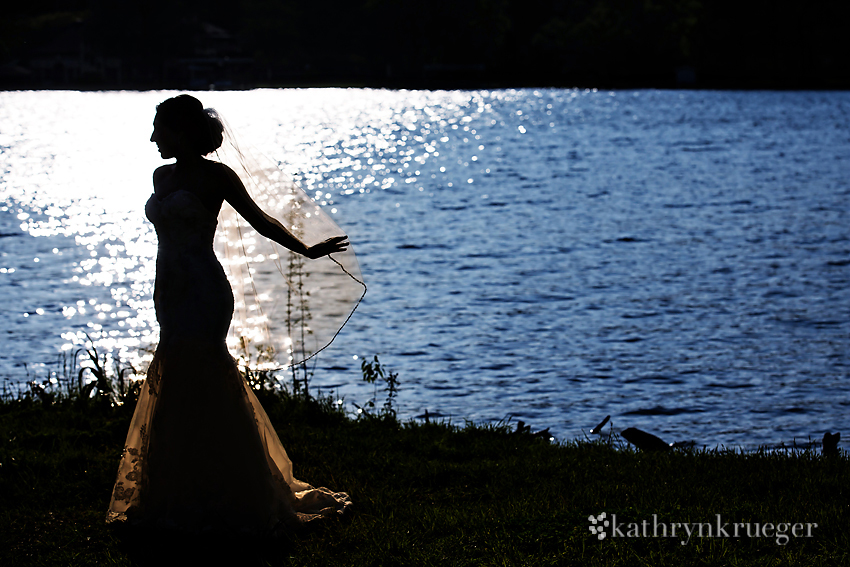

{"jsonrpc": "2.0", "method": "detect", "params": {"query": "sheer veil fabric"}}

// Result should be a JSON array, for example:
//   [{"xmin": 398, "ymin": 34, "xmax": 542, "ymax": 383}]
[
  {"xmin": 106, "ymin": 108, "xmax": 362, "ymax": 534},
  {"xmin": 210, "ymin": 111, "xmax": 366, "ymax": 369}
]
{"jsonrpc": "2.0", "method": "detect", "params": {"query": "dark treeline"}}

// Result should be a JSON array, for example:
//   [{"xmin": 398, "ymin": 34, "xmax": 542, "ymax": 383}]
[{"xmin": 2, "ymin": 0, "xmax": 847, "ymax": 90}]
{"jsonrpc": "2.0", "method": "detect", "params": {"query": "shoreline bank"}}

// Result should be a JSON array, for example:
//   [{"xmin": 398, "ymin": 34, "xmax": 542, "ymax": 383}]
[{"xmin": 1, "ymin": 383, "xmax": 847, "ymax": 566}]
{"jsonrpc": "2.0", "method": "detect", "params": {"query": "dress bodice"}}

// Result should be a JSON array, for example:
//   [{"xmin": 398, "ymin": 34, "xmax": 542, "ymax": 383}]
[
  {"xmin": 145, "ymin": 189, "xmax": 233, "ymax": 343},
  {"xmin": 145, "ymin": 190, "xmax": 219, "ymax": 255}
]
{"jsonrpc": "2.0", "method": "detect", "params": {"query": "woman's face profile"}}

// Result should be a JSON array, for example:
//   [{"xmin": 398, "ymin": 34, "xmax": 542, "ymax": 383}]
[{"xmin": 150, "ymin": 115, "xmax": 178, "ymax": 159}]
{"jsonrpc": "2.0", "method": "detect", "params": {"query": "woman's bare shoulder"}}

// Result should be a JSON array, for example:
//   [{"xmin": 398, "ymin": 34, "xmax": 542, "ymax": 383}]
[
  {"xmin": 203, "ymin": 160, "xmax": 238, "ymax": 180},
  {"xmin": 205, "ymin": 160, "xmax": 244, "ymax": 193},
  {"xmin": 153, "ymin": 164, "xmax": 174, "ymax": 179},
  {"xmin": 152, "ymin": 165, "xmax": 174, "ymax": 191}
]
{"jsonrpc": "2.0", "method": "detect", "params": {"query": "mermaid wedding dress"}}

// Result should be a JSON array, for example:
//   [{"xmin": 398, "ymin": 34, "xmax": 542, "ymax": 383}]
[{"xmin": 106, "ymin": 188, "xmax": 351, "ymax": 533}]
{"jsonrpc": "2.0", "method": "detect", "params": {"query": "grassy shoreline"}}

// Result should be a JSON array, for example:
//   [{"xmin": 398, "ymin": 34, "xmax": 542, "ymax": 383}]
[{"xmin": 1, "ymin": 377, "xmax": 848, "ymax": 566}]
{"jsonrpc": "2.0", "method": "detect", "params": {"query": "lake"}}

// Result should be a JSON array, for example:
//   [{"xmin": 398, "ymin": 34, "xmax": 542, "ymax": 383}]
[{"xmin": 1, "ymin": 88, "xmax": 848, "ymax": 449}]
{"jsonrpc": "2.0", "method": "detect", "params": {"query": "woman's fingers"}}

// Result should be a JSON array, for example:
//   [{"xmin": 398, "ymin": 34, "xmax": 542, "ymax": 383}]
[
  {"xmin": 331, "ymin": 236, "xmax": 349, "ymax": 249},
  {"xmin": 306, "ymin": 236, "xmax": 349, "ymax": 258},
  {"xmin": 321, "ymin": 236, "xmax": 349, "ymax": 253}
]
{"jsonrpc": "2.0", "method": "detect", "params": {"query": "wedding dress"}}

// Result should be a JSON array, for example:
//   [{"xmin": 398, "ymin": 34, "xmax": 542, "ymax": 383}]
[{"xmin": 106, "ymin": 188, "xmax": 351, "ymax": 533}]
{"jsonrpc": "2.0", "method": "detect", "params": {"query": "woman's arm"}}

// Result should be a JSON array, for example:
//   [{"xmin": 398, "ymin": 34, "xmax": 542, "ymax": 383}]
[{"xmin": 217, "ymin": 164, "xmax": 348, "ymax": 259}]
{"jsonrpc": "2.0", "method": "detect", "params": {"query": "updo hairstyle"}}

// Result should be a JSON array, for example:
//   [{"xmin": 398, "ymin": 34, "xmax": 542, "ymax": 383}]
[{"xmin": 155, "ymin": 94, "xmax": 224, "ymax": 156}]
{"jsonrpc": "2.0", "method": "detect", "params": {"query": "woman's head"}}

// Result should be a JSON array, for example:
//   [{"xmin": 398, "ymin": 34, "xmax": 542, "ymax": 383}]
[{"xmin": 152, "ymin": 94, "xmax": 224, "ymax": 157}]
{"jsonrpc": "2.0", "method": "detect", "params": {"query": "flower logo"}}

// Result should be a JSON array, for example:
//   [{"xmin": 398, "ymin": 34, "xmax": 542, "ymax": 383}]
[{"xmin": 588, "ymin": 512, "xmax": 609, "ymax": 540}]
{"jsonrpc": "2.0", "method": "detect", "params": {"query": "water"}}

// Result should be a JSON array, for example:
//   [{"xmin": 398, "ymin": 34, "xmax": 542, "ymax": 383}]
[{"xmin": 1, "ymin": 89, "xmax": 848, "ymax": 449}]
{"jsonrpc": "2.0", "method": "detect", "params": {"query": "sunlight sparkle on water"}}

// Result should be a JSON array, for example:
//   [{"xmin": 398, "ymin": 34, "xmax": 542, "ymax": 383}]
[
  {"xmin": 1, "ymin": 89, "xmax": 478, "ymax": 377},
  {"xmin": 6, "ymin": 89, "xmax": 845, "ymax": 449}
]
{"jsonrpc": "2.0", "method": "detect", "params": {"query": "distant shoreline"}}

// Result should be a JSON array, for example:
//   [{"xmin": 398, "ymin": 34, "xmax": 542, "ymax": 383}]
[
  {"xmin": 6, "ymin": 2, "xmax": 849, "ymax": 97},
  {"xmin": 3, "ymin": 78, "xmax": 850, "ymax": 93}
]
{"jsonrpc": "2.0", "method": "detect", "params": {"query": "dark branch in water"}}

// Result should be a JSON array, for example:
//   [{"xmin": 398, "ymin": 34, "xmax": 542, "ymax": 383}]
[{"xmin": 621, "ymin": 427, "xmax": 671, "ymax": 452}]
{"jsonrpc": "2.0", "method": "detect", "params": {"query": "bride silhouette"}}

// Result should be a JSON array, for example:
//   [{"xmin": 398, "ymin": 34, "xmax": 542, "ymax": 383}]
[{"xmin": 106, "ymin": 94, "xmax": 352, "ymax": 534}]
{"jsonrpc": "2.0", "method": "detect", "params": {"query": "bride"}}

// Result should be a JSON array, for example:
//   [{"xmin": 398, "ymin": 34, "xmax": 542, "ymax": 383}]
[{"xmin": 106, "ymin": 94, "xmax": 353, "ymax": 534}]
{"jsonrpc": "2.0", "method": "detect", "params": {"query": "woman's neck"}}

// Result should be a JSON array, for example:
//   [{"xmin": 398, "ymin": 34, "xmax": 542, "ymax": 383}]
[{"xmin": 174, "ymin": 153, "xmax": 205, "ymax": 168}]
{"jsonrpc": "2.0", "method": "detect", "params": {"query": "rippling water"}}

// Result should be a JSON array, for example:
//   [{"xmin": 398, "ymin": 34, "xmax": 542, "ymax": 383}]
[{"xmin": 1, "ymin": 89, "xmax": 848, "ymax": 448}]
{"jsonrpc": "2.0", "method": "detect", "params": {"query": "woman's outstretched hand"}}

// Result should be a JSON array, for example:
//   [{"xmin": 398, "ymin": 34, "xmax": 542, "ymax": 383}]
[{"xmin": 304, "ymin": 235, "xmax": 349, "ymax": 259}]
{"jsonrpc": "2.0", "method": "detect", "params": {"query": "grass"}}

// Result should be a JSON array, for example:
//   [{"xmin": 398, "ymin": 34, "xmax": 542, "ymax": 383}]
[{"xmin": 0, "ymin": 363, "xmax": 848, "ymax": 566}]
